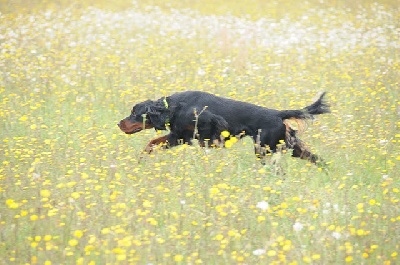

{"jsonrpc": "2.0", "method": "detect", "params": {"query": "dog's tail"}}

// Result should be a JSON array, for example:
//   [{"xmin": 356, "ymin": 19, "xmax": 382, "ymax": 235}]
[
  {"xmin": 278, "ymin": 92, "xmax": 330, "ymax": 120},
  {"xmin": 279, "ymin": 93, "xmax": 330, "ymax": 164}
]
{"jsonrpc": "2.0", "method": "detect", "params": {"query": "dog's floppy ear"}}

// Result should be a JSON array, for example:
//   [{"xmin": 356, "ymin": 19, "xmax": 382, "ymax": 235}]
[{"xmin": 146, "ymin": 99, "xmax": 171, "ymax": 130}]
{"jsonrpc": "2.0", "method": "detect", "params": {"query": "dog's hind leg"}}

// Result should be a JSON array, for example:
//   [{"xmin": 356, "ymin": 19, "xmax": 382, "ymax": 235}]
[
  {"xmin": 284, "ymin": 125, "xmax": 321, "ymax": 164},
  {"xmin": 291, "ymin": 142, "xmax": 320, "ymax": 164}
]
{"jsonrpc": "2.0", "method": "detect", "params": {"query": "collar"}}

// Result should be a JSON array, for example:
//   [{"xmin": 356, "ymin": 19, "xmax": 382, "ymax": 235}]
[
  {"xmin": 163, "ymin": 97, "xmax": 169, "ymax": 109},
  {"xmin": 163, "ymin": 97, "xmax": 170, "ymax": 130}
]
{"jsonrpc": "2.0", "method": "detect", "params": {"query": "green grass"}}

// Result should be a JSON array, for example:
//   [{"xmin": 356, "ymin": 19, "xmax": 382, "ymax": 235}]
[{"xmin": 1, "ymin": 0, "xmax": 399, "ymax": 264}]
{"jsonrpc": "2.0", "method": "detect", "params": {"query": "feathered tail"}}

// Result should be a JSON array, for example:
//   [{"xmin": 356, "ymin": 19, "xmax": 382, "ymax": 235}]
[
  {"xmin": 278, "ymin": 92, "xmax": 330, "ymax": 120},
  {"xmin": 279, "ymin": 92, "xmax": 330, "ymax": 164}
]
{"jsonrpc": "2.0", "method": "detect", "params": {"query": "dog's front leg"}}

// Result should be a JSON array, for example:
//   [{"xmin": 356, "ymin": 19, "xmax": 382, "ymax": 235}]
[{"xmin": 144, "ymin": 135, "xmax": 170, "ymax": 153}]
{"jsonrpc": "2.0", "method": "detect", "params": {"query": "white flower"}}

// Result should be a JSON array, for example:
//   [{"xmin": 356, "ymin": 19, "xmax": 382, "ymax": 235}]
[
  {"xmin": 332, "ymin": 232, "xmax": 341, "ymax": 240},
  {"xmin": 180, "ymin": 200, "xmax": 186, "ymax": 205},
  {"xmin": 333, "ymin": 204, "xmax": 339, "ymax": 212},
  {"xmin": 293, "ymin": 222, "xmax": 304, "ymax": 232},
  {"xmin": 32, "ymin": 173, "xmax": 41, "ymax": 180},
  {"xmin": 252, "ymin": 249, "xmax": 266, "ymax": 256},
  {"xmin": 256, "ymin": 201, "xmax": 269, "ymax": 210},
  {"xmin": 379, "ymin": 139, "xmax": 389, "ymax": 145},
  {"xmin": 197, "ymin": 68, "xmax": 206, "ymax": 76}
]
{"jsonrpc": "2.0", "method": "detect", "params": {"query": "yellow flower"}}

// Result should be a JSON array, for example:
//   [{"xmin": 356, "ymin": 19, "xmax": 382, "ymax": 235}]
[
  {"xmin": 214, "ymin": 234, "xmax": 224, "ymax": 241},
  {"xmin": 31, "ymin": 242, "xmax": 38, "ymax": 248},
  {"xmin": 101, "ymin": 228, "xmax": 110, "ymax": 234},
  {"xmin": 40, "ymin": 189, "xmax": 51, "ymax": 198},
  {"xmin": 174, "ymin": 255, "xmax": 184, "ymax": 262},
  {"xmin": 282, "ymin": 244, "xmax": 292, "ymax": 251},
  {"xmin": 257, "ymin": 216, "xmax": 266, "ymax": 222},
  {"xmin": 302, "ymin": 256, "xmax": 311, "ymax": 263},
  {"xmin": 209, "ymin": 187, "xmax": 219, "ymax": 195},
  {"xmin": 6, "ymin": 199, "xmax": 19, "ymax": 209},
  {"xmin": 30, "ymin": 215, "xmax": 38, "ymax": 221},
  {"xmin": 68, "ymin": 239, "xmax": 79, "ymax": 247},
  {"xmin": 116, "ymin": 254, "xmax": 126, "ymax": 261},
  {"xmin": 157, "ymin": 238, "xmax": 166, "ymax": 244},
  {"xmin": 76, "ymin": 258, "xmax": 84, "ymax": 265},
  {"xmin": 147, "ymin": 218, "xmax": 158, "ymax": 226},
  {"xmin": 356, "ymin": 229, "xmax": 365, "ymax": 236},
  {"xmin": 143, "ymin": 200, "xmax": 152, "ymax": 208},
  {"xmin": 224, "ymin": 139, "xmax": 234, "ymax": 148},
  {"xmin": 112, "ymin": 247, "xmax": 124, "ymax": 254},
  {"xmin": 70, "ymin": 192, "xmax": 80, "ymax": 199},
  {"xmin": 84, "ymin": 245, "xmax": 95, "ymax": 252},
  {"xmin": 221, "ymin": 130, "xmax": 230, "ymax": 138},
  {"xmin": 73, "ymin": 230, "xmax": 84, "ymax": 238}
]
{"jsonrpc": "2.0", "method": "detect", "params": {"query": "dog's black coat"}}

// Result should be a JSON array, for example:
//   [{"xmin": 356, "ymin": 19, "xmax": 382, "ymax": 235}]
[{"xmin": 118, "ymin": 91, "xmax": 330, "ymax": 162}]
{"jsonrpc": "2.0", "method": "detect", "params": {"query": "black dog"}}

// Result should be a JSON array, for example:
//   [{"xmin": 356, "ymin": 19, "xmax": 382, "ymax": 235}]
[{"xmin": 118, "ymin": 91, "xmax": 330, "ymax": 163}]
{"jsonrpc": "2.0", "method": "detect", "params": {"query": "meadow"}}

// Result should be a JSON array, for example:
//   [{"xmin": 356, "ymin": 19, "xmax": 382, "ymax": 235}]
[{"xmin": 1, "ymin": 0, "xmax": 399, "ymax": 264}]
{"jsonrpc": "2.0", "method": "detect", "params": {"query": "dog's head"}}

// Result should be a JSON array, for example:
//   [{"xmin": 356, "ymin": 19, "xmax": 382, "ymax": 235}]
[{"xmin": 118, "ymin": 98, "xmax": 171, "ymax": 134}]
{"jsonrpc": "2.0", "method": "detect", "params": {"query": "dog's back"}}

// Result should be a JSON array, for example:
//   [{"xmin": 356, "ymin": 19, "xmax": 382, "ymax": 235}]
[{"xmin": 168, "ymin": 91, "xmax": 277, "ymax": 134}]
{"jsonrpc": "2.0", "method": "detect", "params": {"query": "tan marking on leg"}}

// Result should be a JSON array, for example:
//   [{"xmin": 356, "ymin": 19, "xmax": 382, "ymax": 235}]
[{"xmin": 144, "ymin": 135, "xmax": 169, "ymax": 153}]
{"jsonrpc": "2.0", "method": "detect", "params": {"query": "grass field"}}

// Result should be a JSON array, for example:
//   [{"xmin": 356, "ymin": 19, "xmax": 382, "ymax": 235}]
[{"xmin": 1, "ymin": 0, "xmax": 399, "ymax": 264}]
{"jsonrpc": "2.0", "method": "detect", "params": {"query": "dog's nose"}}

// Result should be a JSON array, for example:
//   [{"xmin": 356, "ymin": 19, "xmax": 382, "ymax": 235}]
[{"xmin": 117, "ymin": 121, "xmax": 121, "ymax": 127}]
